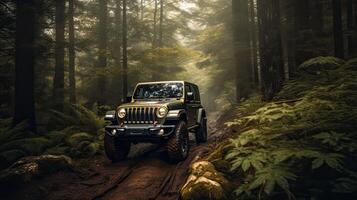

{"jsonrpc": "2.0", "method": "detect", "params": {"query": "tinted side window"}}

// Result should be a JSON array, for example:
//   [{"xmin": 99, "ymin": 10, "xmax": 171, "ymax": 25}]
[
  {"xmin": 185, "ymin": 84, "xmax": 191, "ymax": 95},
  {"xmin": 192, "ymin": 85, "xmax": 200, "ymax": 101}
]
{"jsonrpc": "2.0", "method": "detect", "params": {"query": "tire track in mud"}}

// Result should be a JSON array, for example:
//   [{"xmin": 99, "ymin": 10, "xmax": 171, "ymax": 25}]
[{"xmin": 41, "ymin": 114, "xmax": 221, "ymax": 200}]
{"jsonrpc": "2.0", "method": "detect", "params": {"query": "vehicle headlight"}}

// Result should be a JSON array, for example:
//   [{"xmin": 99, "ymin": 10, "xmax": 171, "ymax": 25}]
[
  {"xmin": 118, "ymin": 108, "xmax": 126, "ymax": 118},
  {"xmin": 157, "ymin": 107, "xmax": 168, "ymax": 118}
]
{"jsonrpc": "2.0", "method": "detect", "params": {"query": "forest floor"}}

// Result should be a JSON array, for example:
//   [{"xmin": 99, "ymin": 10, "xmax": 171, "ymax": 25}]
[{"xmin": 5, "ymin": 112, "xmax": 232, "ymax": 200}]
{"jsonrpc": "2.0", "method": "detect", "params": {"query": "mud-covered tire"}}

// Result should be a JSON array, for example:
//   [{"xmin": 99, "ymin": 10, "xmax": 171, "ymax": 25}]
[
  {"xmin": 196, "ymin": 116, "xmax": 207, "ymax": 143},
  {"xmin": 104, "ymin": 134, "xmax": 131, "ymax": 162},
  {"xmin": 167, "ymin": 121, "xmax": 189, "ymax": 162}
]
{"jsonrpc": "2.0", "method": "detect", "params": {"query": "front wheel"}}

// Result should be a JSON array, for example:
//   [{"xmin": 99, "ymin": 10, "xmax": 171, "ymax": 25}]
[
  {"xmin": 167, "ymin": 121, "xmax": 189, "ymax": 162},
  {"xmin": 196, "ymin": 116, "xmax": 207, "ymax": 144},
  {"xmin": 104, "ymin": 134, "xmax": 131, "ymax": 162}
]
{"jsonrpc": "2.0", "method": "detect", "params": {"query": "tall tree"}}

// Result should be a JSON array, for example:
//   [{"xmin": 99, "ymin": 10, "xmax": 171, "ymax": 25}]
[
  {"xmin": 332, "ymin": 0, "xmax": 344, "ymax": 59},
  {"xmin": 257, "ymin": 0, "xmax": 284, "ymax": 100},
  {"xmin": 153, "ymin": 0, "xmax": 158, "ymax": 47},
  {"xmin": 294, "ymin": 0, "xmax": 309, "ymax": 65},
  {"xmin": 122, "ymin": 0, "xmax": 128, "ymax": 99},
  {"xmin": 248, "ymin": 0, "xmax": 259, "ymax": 86},
  {"xmin": 53, "ymin": 0, "xmax": 65, "ymax": 111},
  {"xmin": 232, "ymin": 0, "xmax": 251, "ymax": 101},
  {"xmin": 97, "ymin": 0, "xmax": 108, "ymax": 105},
  {"xmin": 115, "ymin": 0, "xmax": 122, "ymax": 99},
  {"xmin": 279, "ymin": 0, "xmax": 290, "ymax": 80},
  {"xmin": 158, "ymin": 0, "xmax": 164, "ymax": 47},
  {"xmin": 140, "ymin": 0, "xmax": 144, "ymax": 21},
  {"xmin": 68, "ymin": 0, "xmax": 76, "ymax": 103},
  {"xmin": 311, "ymin": 0, "xmax": 323, "ymax": 34},
  {"xmin": 347, "ymin": 0, "xmax": 355, "ymax": 58},
  {"xmin": 13, "ymin": 0, "xmax": 39, "ymax": 132}
]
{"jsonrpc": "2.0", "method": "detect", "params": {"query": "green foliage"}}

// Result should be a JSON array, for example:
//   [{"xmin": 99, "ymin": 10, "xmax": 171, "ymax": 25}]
[{"xmin": 223, "ymin": 57, "xmax": 357, "ymax": 199}]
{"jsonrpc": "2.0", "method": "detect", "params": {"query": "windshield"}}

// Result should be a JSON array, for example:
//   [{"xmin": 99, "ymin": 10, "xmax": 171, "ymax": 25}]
[{"xmin": 133, "ymin": 82, "xmax": 184, "ymax": 99}]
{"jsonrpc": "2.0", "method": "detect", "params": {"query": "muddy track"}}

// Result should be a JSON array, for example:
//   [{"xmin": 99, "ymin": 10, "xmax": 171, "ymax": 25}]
[{"xmin": 12, "ymin": 114, "xmax": 223, "ymax": 200}]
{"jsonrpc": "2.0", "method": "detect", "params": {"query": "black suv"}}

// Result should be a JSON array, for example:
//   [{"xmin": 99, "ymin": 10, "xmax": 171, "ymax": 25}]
[{"xmin": 104, "ymin": 81, "xmax": 207, "ymax": 162}]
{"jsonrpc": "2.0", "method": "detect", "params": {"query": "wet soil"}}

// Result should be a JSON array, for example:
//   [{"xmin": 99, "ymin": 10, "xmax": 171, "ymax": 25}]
[{"xmin": 4, "ymin": 112, "xmax": 230, "ymax": 200}]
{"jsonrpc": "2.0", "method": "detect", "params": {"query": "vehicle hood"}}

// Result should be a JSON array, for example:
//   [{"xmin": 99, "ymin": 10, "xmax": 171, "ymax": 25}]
[{"xmin": 117, "ymin": 99, "xmax": 185, "ymax": 110}]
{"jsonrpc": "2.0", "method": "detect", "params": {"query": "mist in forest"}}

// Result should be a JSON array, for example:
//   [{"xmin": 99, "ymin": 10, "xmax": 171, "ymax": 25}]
[{"xmin": 1, "ymin": 0, "xmax": 357, "ymax": 199}]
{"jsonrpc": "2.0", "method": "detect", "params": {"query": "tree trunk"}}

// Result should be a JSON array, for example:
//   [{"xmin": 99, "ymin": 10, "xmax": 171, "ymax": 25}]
[
  {"xmin": 159, "ymin": 0, "xmax": 163, "ymax": 47},
  {"xmin": 294, "ymin": 0, "xmax": 309, "ymax": 66},
  {"xmin": 97, "ymin": 0, "xmax": 108, "ymax": 105},
  {"xmin": 122, "ymin": 0, "xmax": 128, "ymax": 100},
  {"xmin": 311, "ymin": 0, "xmax": 323, "ymax": 33},
  {"xmin": 13, "ymin": 0, "xmax": 39, "ymax": 132},
  {"xmin": 153, "ymin": 0, "xmax": 158, "ymax": 48},
  {"xmin": 332, "ymin": 0, "xmax": 344, "ymax": 59},
  {"xmin": 248, "ymin": 0, "xmax": 259, "ymax": 87},
  {"xmin": 232, "ymin": 0, "xmax": 251, "ymax": 101},
  {"xmin": 115, "ymin": 0, "xmax": 122, "ymax": 100},
  {"xmin": 68, "ymin": 0, "xmax": 76, "ymax": 104},
  {"xmin": 279, "ymin": 0, "xmax": 290, "ymax": 81},
  {"xmin": 53, "ymin": 0, "xmax": 65, "ymax": 111},
  {"xmin": 141, "ymin": 0, "xmax": 144, "ymax": 21},
  {"xmin": 347, "ymin": 0, "xmax": 355, "ymax": 58}
]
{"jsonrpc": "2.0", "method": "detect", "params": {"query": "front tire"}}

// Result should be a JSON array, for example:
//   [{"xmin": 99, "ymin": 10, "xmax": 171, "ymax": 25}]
[
  {"xmin": 104, "ymin": 134, "xmax": 131, "ymax": 162},
  {"xmin": 196, "ymin": 116, "xmax": 207, "ymax": 143},
  {"xmin": 167, "ymin": 121, "xmax": 189, "ymax": 162}
]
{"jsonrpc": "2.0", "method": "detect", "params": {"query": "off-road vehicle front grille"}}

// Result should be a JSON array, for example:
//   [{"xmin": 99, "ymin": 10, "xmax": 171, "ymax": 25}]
[{"xmin": 124, "ymin": 107, "xmax": 158, "ymax": 124}]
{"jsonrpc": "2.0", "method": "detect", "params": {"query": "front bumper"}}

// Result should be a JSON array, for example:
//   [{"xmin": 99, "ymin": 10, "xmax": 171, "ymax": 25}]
[{"xmin": 105, "ymin": 124, "xmax": 176, "ymax": 143}]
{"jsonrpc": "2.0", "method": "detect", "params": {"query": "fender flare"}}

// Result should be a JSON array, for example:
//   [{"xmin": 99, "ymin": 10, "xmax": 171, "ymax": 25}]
[
  {"xmin": 166, "ymin": 109, "xmax": 187, "ymax": 121},
  {"xmin": 197, "ymin": 108, "xmax": 206, "ymax": 124}
]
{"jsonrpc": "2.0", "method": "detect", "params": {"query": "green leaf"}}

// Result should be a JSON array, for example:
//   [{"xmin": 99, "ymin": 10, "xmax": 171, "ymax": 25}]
[
  {"xmin": 312, "ymin": 158, "xmax": 324, "ymax": 169},
  {"xmin": 242, "ymin": 159, "xmax": 251, "ymax": 172}
]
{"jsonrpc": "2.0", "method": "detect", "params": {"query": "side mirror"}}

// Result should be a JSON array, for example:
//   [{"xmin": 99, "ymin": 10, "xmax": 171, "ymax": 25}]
[
  {"xmin": 125, "ymin": 96, "xmax": 132, "ymax": 103},
  {"xmin": 186, "ymin": 92, "xmax": 194, "ymax": 102},
  {"xmin": 104, "ymin": 110, "xmax": 116, "ymax": 121}
]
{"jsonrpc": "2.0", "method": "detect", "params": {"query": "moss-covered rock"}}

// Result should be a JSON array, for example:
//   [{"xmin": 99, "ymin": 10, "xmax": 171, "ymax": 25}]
[
  {"xmin": 0, "ymin": 155, "xmax": 72, "ymax": 190},
  {"xmin": 181, "ymin": 161, "xmax": 230, "ymax": 200},
  {"xmin": 298, "ymin": 56, "xmax": 345, "ymax": 74},
  {"xmin": 0, "ymin": 149, "xmax": 27, "ymax": 170}
]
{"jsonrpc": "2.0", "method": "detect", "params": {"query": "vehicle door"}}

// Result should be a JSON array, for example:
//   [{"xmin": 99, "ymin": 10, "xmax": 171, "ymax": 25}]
[
  {"xmin": 185, "ymin": 84, "xmax": 195, "ymax": 128},
  {"xmin": 191, "ymin": 85, "xmax": 201, "ymax": 125}
]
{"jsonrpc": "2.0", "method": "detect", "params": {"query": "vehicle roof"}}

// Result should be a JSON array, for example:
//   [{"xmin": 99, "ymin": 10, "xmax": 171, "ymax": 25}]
[{"xmin": 136, "ymin": 81, "xmax": 198, "ymax": 87}]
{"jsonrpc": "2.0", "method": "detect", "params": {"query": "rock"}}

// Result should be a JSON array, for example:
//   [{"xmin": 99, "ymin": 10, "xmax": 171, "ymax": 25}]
[
  {"xmin": 0, "ymin": 149, "xmax": 27, "ymax": 170},
  {"xmin": 181, "ymin": 161, "xmax": 230, "ymax": 200},
  {"xmin": 298, "ymin": 56, "xmax": 345, "ymax": 75},
  {"xmin": 0, "ymin": 155, "xmax": 72, "ymax": 190}
]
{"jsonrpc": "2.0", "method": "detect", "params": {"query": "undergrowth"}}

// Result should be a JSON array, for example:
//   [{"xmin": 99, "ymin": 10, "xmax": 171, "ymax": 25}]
[
  {"xmin": 223, "ymin": 57, "xmax": 357, "ymax": 199},
  {"xmin": 0, "ymin": 104, "xmax": 106, "ymax": 170}
]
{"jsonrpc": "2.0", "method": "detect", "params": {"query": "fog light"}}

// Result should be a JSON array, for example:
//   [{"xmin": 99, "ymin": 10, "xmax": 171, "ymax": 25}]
[
  {"xmin": 111, "ymin": 129, "xmax": 117, "ymax": 135},
  {"xmin": 158, "ymin": 129, "xmax": 164, "ymax": 136}
]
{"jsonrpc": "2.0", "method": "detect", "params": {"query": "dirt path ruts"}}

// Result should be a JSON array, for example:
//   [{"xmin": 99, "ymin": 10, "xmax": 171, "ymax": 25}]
[{"xmin": 12, "ymin": 113, "xmax": 222, "ymax": 200}]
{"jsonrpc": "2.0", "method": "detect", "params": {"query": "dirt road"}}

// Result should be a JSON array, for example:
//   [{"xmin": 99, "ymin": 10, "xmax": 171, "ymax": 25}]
[{"xmin": 11, "ymin": 113, "xmax": 225, "ymax": 200}]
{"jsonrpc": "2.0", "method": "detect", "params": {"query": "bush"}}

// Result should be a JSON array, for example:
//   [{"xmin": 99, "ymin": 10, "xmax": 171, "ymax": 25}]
[{"xmin": 223, "ymin": 57, "xmax": 357, "ymax": 199}]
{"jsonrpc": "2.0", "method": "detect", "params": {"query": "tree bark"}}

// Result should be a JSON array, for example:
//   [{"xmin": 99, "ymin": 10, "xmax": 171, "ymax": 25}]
[
  {"xmin": 97, "ymin": 0, "xmax": 108, "ymax": 105},
  {"xmin": 122, "ymin": 0, "xmax": 128, "ymax": 100},
  {"xmin": 294, "ymin": 0, "xmax": 309, "ymax": 66},
  {"xmin": 68, "ymin": 0, "xmax": 76, "ymax": 104},
  {"xmin": 53, "ymin": 0, "xmax": 65, "ymax": 111},
  {"xmin": 279, "ymin": 0, "xmax": 290, "ymax": 81},
  {"xmin": 332, "ymin": 0, "xmax": 344, "ymax": 59},
  {"xmin": 153, "ymin": 0, "xmax": 158, "ymax": 48},
  {"xmin": 115, "ymin": 0, "xmax": 122, "ymax": 100},
  {"xmin": 248, "ymin": 0, "xmax": 259, "ymax": 87},
  {"xmin": 232, "ymin": 0, "xmax": 251, "ymax": 101},
  {"xmin": 13, "ymin": 0, "xmax": 39, "ymax": 132},
  {"xmin": 347, "ymin": 0, "xmax": 355, "ymax": 58},
  {"xmin": 311, "ymin": 0, "xmax": 323, "ymax": 33},
  {"xmin": 159, "ymin": 0, "xmax": 163, "ymax": 47},
  {"xmin": 141, "ymin": 0, "xmax": 144, "ymax": 21}
]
